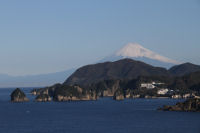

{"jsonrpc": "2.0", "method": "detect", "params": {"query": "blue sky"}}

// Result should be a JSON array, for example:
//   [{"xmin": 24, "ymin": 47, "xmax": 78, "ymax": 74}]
[{"xmin": 0, "ymin": 0, "xmax": 199, "ymax": 76}]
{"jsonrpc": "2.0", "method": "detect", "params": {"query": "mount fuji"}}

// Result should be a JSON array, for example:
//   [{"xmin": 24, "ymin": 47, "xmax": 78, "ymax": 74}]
[{"xmin": 101, "ymin": 43, "xmax": 180, "ymax": 68}]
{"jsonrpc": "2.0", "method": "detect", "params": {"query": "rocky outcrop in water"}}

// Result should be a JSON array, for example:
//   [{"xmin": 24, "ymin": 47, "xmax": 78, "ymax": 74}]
[
  {"xmin": 54, "ymin": 94, "xmax": 97, "ymax": 101},
  {"xmin": 113, "ymin": 89, "xmax": 124, "ymax": 100},
  {"xmin": 32, "ymin": 84, "xmax": 99, "ymax": 102},
  {"xmin": 35, "ymin": 94, "xmax": 51, "ymax": 102},
  {"xmin": 158, "ymin": 98, "xmax": 200, "ymax": 112},
  {"xmin": 11, "ymin": 88, "xmax": 29, "ymax": 102},
  {"xmin": 53, "ymin": 86, "xmax": 98, "ymax": 102}
]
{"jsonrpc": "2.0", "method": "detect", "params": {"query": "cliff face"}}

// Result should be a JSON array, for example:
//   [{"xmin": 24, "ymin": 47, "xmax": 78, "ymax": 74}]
[
  {"xmin": 94, "ymin": 80, "xmax": 121, "ymax": 97},
  {"xmin": 113, "ymin": 89, "xmax": 124, "ymax": 100},
  {"xmin": 159, "ymin": 98, "xmax": 200, "ymax": 112},
  {"xmin": 54, "ymin": 93, "xmax": 97, "ymax": 101},
  {"xmin": 38, "ymin": 84, "xmax": 99, "ymax": 102},
  {"xmin": 35, "ymin": 94, "xmax": 51, "ymax": 102},
  {"xmin": 33, "ymin": 80, "xmax": 121, "ymax": 102},
  {"xmin": 11, "ymin": 88, "xmax": 29, "ymax": 102}
]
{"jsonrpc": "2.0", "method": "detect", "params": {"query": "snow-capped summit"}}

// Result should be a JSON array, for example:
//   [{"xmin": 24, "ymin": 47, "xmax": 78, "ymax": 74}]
[
  {"xmin": 116, "ymin": 43, "xmax": 179, "ymax": 64},
  {"xmin": 101, "ymin": 43, "xmax": 180, "ymax": 68}
]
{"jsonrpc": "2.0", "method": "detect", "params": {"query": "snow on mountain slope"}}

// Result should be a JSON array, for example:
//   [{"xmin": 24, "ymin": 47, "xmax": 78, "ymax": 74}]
[
  {"xmin": 101, "ymin": 43, "xmax": 180, "ymax": 68},
  {"xmin": 116, "ymin": 43, "xmax": 179, "ymax": 64}
]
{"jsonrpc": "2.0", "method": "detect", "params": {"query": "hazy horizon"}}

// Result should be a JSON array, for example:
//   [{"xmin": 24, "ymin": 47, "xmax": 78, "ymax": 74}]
[{"xmin": 0, "ymin": 0, "xmax": 200, "ymax": 76}]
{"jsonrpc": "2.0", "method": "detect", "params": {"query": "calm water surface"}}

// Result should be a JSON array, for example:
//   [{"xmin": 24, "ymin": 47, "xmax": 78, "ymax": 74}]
[{"xmin": 0, "ymin": 88, "xmax": 199, "ymax": 133}]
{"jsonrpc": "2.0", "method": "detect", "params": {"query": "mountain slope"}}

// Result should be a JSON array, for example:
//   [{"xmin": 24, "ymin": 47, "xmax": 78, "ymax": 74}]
[
  {"xmin": 169, "ymin": 63, "xmax": 200, "ymax": 76},
  {"xmin": 101, "ymin": 43, "xmax": 180, "ymax": 68},
  {"xmin": 169, "ymin": 71, "xmax": 200, "ymax": 91},
  {"xmin": 64, "ymin": 59, "xmax": 170, "ymax": 86}
]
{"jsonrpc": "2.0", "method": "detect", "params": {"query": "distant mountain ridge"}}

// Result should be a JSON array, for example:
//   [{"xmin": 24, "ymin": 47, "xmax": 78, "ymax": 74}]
[
  {"xmin": 64, "ymin": 59, "xmax": 200, "ymax": 86},
  {"xmin": 64, "ymin": 59, "xmax": 170, "ymax": 86},
  {"xmin": 101, "ymin": 43, "xmax": 180, "ymax": 68},
  {"xmin": 0, "ymin": 69, "xmax": 75, "ymax": 88},
  {"xmin": 1, "ymin": 59, "xmax": 199, "ymax": 88},
  {"xmin": 169, "ymin": 63, "xmax": 200, "ymax": 76},
  {"xmin": 1, "ymin": 43, "xmax": 199, "ymax": 88}
]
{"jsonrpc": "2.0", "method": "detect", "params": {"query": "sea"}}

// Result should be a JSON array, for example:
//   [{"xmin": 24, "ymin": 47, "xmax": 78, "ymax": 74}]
[{"xmin": 0, "ymin": 88, "xmax": 199, "ymax": 133}]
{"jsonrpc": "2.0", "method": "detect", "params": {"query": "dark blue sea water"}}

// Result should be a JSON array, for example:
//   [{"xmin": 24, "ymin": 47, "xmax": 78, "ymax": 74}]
[{"xmin": 0, "ymin": 88, "xmax": 199, "ymax": 133}]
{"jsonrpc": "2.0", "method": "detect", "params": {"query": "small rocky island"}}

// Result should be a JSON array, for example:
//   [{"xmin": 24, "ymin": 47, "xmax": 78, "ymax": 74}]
[
  {"xmin": 158, "ymin": 98, "xmax": 200, "ymax": 112},
  {"xmin": 11, "ymin": 88, "xmax": 29, "ymax": 102}
]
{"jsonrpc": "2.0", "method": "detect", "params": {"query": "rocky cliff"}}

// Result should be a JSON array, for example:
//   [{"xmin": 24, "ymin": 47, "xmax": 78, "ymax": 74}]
[
  {"xmin": 11, "ymin": 88, "xmax": 29, "ymax": 102},
  {"xmin": 113, "ymin": 89, "xmax": 125, "ymax": 100},
  {"xmin": 158, "ymin": 98, "xmax": 200, "ymax": 112},
  {"xmin": 35, "ymin": 94, "xmax": 51, "ymax": 102}
]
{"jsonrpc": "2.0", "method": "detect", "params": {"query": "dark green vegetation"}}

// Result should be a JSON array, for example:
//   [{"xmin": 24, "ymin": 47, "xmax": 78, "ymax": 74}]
[
  {"xmin": 169, "ymin": 63, "xmax": 200, "ymax": 76},
  {"xmin": 158, "ymin": 98, "xmax": 200, "ymax": 112},
  {"xmin": 65, "ymin": 59, "xmax": 200, "ymax": 86},
  {"xmin": 32, "ymin": 59, "xmax": 200, "ymax": 103},
  {"xmin": 32, "ymin": 72, "xmax": 200, "ymax": 102},
  {"xmin": 32, "ymin": 84, "xmax": 97, "ymax": 101},
  {"xmin": 170, "ymin": 71, "xmax": 200, "ymax": 93},
  {"xmin": 11, "ymin": 88, "xmax": 29, "ymax": 102},
  {"xmin": 64, "ymin": 59, "xmax": 170, "ymax": 86}
]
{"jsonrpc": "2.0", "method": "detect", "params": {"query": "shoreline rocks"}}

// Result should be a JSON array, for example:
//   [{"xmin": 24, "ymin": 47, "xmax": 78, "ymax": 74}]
[
  {"xmin": 54, "ymin": 93, "xmax": 98, "ymax": 102},
  {"xmin": 11, "ymin": 88, "xmax": 29, "ymax": 102},
  {"xmin": 158, "ymin": 98, "xmax": 200, "ymax": 112},
  {"xmin": 35, "ymin": 94, "xmax": 51, "ymax": 102},
  {"xmin": 113, "ymin": 89, "xmax": 125, "ymax": 100}
]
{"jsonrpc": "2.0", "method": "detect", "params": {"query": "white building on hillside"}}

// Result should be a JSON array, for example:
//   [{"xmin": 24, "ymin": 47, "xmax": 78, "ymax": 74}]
[
  {"xmin": 157, "ymin": 89, "xmax": 169, "ymax": 95},
  {"xmin": 141, "ymin": 82, "xmax": 165, "ymax": 89},
  {"xmin": 141, "ymin": 83, "xmax": 155, "ymax": 89}
]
